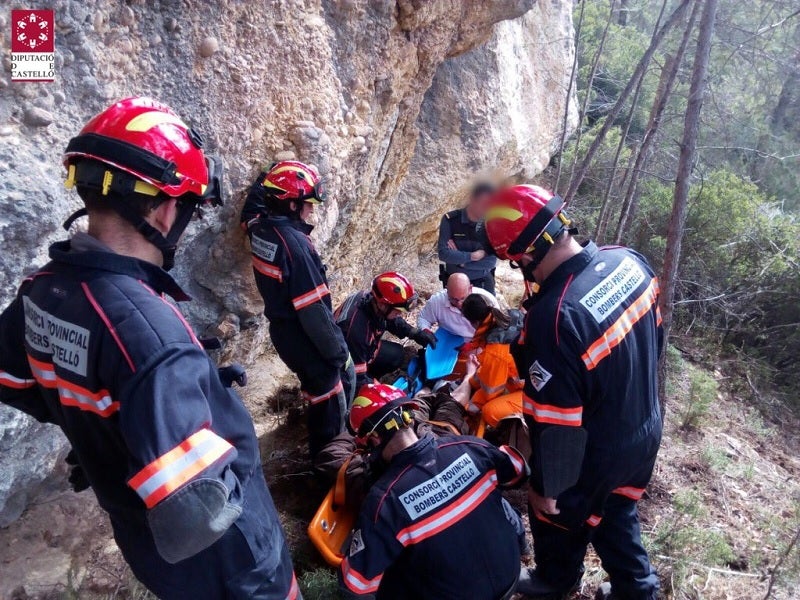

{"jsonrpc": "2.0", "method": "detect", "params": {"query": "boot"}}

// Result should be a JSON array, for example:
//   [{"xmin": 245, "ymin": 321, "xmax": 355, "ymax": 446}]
[
  {"xmin": 515, "ymin": 567, "xmax": 576, "ymax": 600},
  {"xmin": 595, "ymin": 582, "xmax": 613, "ymax": 600}
]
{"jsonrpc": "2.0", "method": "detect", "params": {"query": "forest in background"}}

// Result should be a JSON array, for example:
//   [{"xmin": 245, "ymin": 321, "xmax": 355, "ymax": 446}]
[{"xmin": 541, "ymin": 0, "xmax": 800, "ymax": 406}]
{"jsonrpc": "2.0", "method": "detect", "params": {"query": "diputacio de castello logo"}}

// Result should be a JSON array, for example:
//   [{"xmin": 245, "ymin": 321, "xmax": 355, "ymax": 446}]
[{"xmin": 10, "ymin": 9, "xmax": 55, "ymax": 82}]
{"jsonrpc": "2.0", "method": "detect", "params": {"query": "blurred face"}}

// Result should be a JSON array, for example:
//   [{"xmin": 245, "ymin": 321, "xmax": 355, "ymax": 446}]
[{"xmin": 467, "ymin": 191, "xmax": 492, "ymax": 220}]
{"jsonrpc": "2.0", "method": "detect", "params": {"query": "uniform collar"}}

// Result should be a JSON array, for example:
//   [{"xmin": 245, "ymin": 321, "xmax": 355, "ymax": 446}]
[
  {"xmin": 49, "ymin": 239, "xmax": 192, "ymax": 301},
  {"xmin": 537, "ymin": 241, "xmax": 598, "ymax": 295},
  {"xmin": 361, "ymin": 292, "xmax": 385, "ymax": 327},
  {"xmin": 390, "ymin": 433, "xmax": 435, "ymax": 468},
  {"xmin": 460, "ymin": 207, "xmax": 478, "ymax": 224},
  {"xmin": 267, "ymin": 215, "xmax": 314, "ymax": 235}
]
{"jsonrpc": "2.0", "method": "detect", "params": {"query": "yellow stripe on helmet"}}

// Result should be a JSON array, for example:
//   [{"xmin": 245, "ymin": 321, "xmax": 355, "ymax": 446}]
[
  {"xmin": 269, "ymin": 164, "xmax": 317, "ymax": 185},
  {"xmin": 485, "ymin": 206, "xmax": 524, "ymax": 223},
  {"xmin": 379, "ymin": 276, "xmax": 409, "ymax": 299},
  {"xmin": 352, "ymin": 396, "xmax": 373, "ymax": 408},
  {"xmin": 125, "ymin": 111, "xmax": 188, "ymax": 132}
]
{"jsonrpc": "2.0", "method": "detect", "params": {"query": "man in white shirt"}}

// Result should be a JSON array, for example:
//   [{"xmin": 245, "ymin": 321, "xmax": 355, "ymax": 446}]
[{"xmin": 418, "ymin": 273, "xmax": 499, "ymax": 341}]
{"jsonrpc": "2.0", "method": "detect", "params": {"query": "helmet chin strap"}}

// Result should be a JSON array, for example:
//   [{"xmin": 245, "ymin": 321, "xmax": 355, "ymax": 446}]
[
  {"xmin": 515, "ymin": 211, "xmax": 579, "ymax": 283},
  {"xmin": 63, "ymin": 196, "xmax": 196, "ymax": 271},
  {"xmin": 113, "ymin": 199, "xmax": 196, "ymax": 271}
]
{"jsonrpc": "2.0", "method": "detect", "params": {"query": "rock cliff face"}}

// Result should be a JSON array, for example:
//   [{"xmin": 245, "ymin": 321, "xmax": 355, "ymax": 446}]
[{"xmin": 0, "ymin": 0, "xmax": 575, "ymax": 526}]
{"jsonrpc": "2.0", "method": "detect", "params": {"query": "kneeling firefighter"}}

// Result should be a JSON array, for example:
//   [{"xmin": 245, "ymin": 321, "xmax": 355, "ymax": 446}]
[
  {"xmin": 339, "ymin": 383, "xmax": 529, "ymax": 600},
  {"xmin": 335, "ymin": 271, "xmax": 437, "ymax": 389}
]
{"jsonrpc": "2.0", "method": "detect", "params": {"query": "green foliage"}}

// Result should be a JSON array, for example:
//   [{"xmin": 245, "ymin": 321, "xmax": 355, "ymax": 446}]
[
  {"xmin": 630, "ymin": 169, "xmax": 800, "ymax": 397},
  {"xmin": 646, "ymin": 488, "xmax": 735, "ymax": 593},
  {"xmin": 551, "ymin": 1, "xmax": 800, "ymax": 401},
  {"xmin": 681, "ymin": 366, "xmax": 717, "ymax": 430},
  {"xmin": 556, "ymin": 124, "xmax": 632, "ymax": 214},
  {"xmin": 700, "ymin": 444, "xmax": 731, "ymax": 473},
  {"xmin": 576, "ymin": 1, "xmax": 658, "ymax": 136},
  {"xmin": 664, "ymin": 344, "xmax": 685, "ymax": 399},
  {"xmin": 299, "ymin": 568, "xmax": 340, "ymax": 600}
]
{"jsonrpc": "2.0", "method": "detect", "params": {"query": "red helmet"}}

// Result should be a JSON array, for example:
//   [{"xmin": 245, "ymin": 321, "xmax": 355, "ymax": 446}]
[
  {"xmin": 63, "ymin": 96, "xmax": 222, "ymax": 205},
  {"xmin": 261, "ymin": 160, "xmax": 326, "ymax": 204},
  {"xmin": 485, "ymin": 185, "xmax": 572, "ymax": 261},
  {"xmin": 371, "ymin": 272, "xmax": 418, "ymax": 312},
  {"xmin": 349, "ymin": 383, "xmax": 417, "ymax": 446}
]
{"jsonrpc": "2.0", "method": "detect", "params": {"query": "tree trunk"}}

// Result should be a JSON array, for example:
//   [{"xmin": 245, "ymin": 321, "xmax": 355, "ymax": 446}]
[
  {"xmin": 563, "ymin": 0, "xmax": 617, "ymax": 194},
  {"xmin": 614, "ymin": 0, "xmax": 701, "ymax": 243},
  {"xmin": 594, "ymin": 61, "xmax": 648, "ymax": 243},
  {"xmin": 553, "ymin": 0, "xmax": 586, "ymax": 193},
  {"xmin": 564, "ymin": 0, "xmax": 693, "ymax": 205},
  {"xmin": 658, "ymin": 0, "xmax": 719, "ymax": 411},
  {"xmin": 618, "ymin": 0, "xmax": 630, "ymax": 26}
]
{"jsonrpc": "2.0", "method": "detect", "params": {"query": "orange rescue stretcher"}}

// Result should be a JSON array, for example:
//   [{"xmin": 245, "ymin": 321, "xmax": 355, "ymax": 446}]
[{"xmin": 308, "ymin": 456, "xmax": 357, "ymax": 567}]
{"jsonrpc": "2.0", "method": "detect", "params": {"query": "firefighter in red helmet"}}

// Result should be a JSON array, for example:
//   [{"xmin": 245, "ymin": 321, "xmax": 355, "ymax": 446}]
[
  {"xmin": 340, "ymin": 383, "xmax": 529, "ymax": 600},
  {"xmin": 241, "ymin": 161, "xmax": 354, "ymax": 458},
  {"xmin": 0, "ymin": 98, "xmax": 299, "ymax": 599},
  {"xmin": 484, "ymin": 184, "xmax": 663, "ymax": 600},
  {"xmin": 335, "ymin": 271, "xmax": 437, "ymax": 389}
]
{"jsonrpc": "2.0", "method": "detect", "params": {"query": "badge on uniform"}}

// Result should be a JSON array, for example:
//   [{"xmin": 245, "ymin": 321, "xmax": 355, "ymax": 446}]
[
  {"xmin": 529, "ymin": 360, "xmax": 552, "ymax": 392},
  {"xmin": 251, "ymin": 235, "xmax": 278, "ymax": 262},
  {"xmin": 349, "ymin": 529, "xmax": 365, "ymax": 556}
]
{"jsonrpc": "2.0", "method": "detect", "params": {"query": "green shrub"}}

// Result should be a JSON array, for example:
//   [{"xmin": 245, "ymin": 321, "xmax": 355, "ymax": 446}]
[
  {"xmin": 299, "ymin": 568, "xmax": 340, "ymax": 600},
  {"xmin": 681, "ymin": 368, "xmax": 718, "ymax": 430}
]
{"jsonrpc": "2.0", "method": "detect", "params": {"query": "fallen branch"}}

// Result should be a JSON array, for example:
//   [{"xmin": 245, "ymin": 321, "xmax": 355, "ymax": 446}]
[
  {"xmin": 654, "ymin": 554, "xmax": 761, "ymax": 578},
  {"xmin": 763, "ymin": 526, "xmax": 800, "ymax": 599}
]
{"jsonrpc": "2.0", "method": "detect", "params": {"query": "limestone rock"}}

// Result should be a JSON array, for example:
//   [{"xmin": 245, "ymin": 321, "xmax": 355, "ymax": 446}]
[
  {"xmin": 199, "ymin": 36, "xmax": 219, "ymax": 58},
  {"xmin": 22, "ymin": 107, "xmax": 54, "ymax": 127},
  {"xmin": 0, "ymin": 0, "xmax": 575, "ymax": 526},
  {"xmin": 0, "ymin": 407, "xmax": 66, "ymax": 527}
]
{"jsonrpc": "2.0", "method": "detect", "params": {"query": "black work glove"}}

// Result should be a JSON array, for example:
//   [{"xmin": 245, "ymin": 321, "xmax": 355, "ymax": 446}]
[
  {"xmin": 199, "ymin": 337, "xmax": 222, "ymax": 351},
  {"xmin": 218, "ymin": 363, "xmax": 248, "ymax": 387},
  {"xmin": 412, "ymin": 328, "xmax": 437, "ymax": 349},
  {"xmin": 65, "ymin": 449, "xmax": 90, "ymax": 493}
]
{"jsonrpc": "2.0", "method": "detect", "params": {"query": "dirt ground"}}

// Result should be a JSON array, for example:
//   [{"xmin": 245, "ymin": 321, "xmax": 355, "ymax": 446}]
[{"xmin": 0, "ymin": 299, "xmax": 798, "ymax": 598}]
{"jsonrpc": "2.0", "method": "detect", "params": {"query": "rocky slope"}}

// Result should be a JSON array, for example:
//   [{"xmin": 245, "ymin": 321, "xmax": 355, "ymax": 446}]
[{"xmin": 0, "ymin": 0, "xmax": 575, "ymax": 526}]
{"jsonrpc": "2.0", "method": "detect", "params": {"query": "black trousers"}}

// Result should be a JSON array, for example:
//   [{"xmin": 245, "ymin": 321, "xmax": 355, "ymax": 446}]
[
  {"xmin": 470, "ymin": 270, "xmax": 496, "ymax": 295},
  {"xmin": 366, "ymin": 340, "xmax": 406, "ymax": 381},
  {"xmin": 269, "ymin": 319, "xmax": 354, "ymax": 457},
  {"xmin": 529, "ymin": 428, "xmax": 661, "ymax": 599}
]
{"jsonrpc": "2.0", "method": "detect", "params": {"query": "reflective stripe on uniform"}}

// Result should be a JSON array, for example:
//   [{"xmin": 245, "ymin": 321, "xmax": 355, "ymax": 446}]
[
  {"xmin": 522, "ymin": 395, "xmax": 582, "ymax": 426},
  {"xmin": 128, "ymin": 428, "xmax": 234, "ymax": 508},
  {"xmin": 28, "ymin": 356, "xmax": 57, "ymax": 387},
  {"xmin": 612, "ymin": 485, "xmax": 646, "ymax": 501},
  {"xmin": 292, "ymin": 284, "xmax": 330, "ymax": 310},
  {"xmin": 499, "ymin": 445, "xmax": 527, "ymax": 485},
  {"xmin": 302, "ymin": 380, "xmax": 344, "ymax": 405},
  {"xmin": 581, "ymin": 278, "xmax": 659, "ymax": 370},
  {"xmin": 395, "ymin": 471, "xmax": 498, "ymax": 546},
  {"xmin": 341, "ymin": 559, "xmax": 383, "ymax": 594},
  {"xmin": 252, "ymin": 256, "xmax": 283, "ymax": 282},
  {"xmin": 285, "ymin": 572, "xmax": 300, "ymax": 600},
  {"xmin": 28, "ymin": 355, "xmax": 119, "ymax": 416},
  {"xmin": 586, "ymin": 514, "xmax": 602, "ymax": 527},
  {"xmin": 0, "ymin": 369, "xmax": 36, "ymax": 389},
  {"xmin": 479, "ymin": 380, "xmax": 506, "ymax": 395},
  {"xmin": 58, "ymin": 379, "xmax": 119, "ymax": 417}
]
